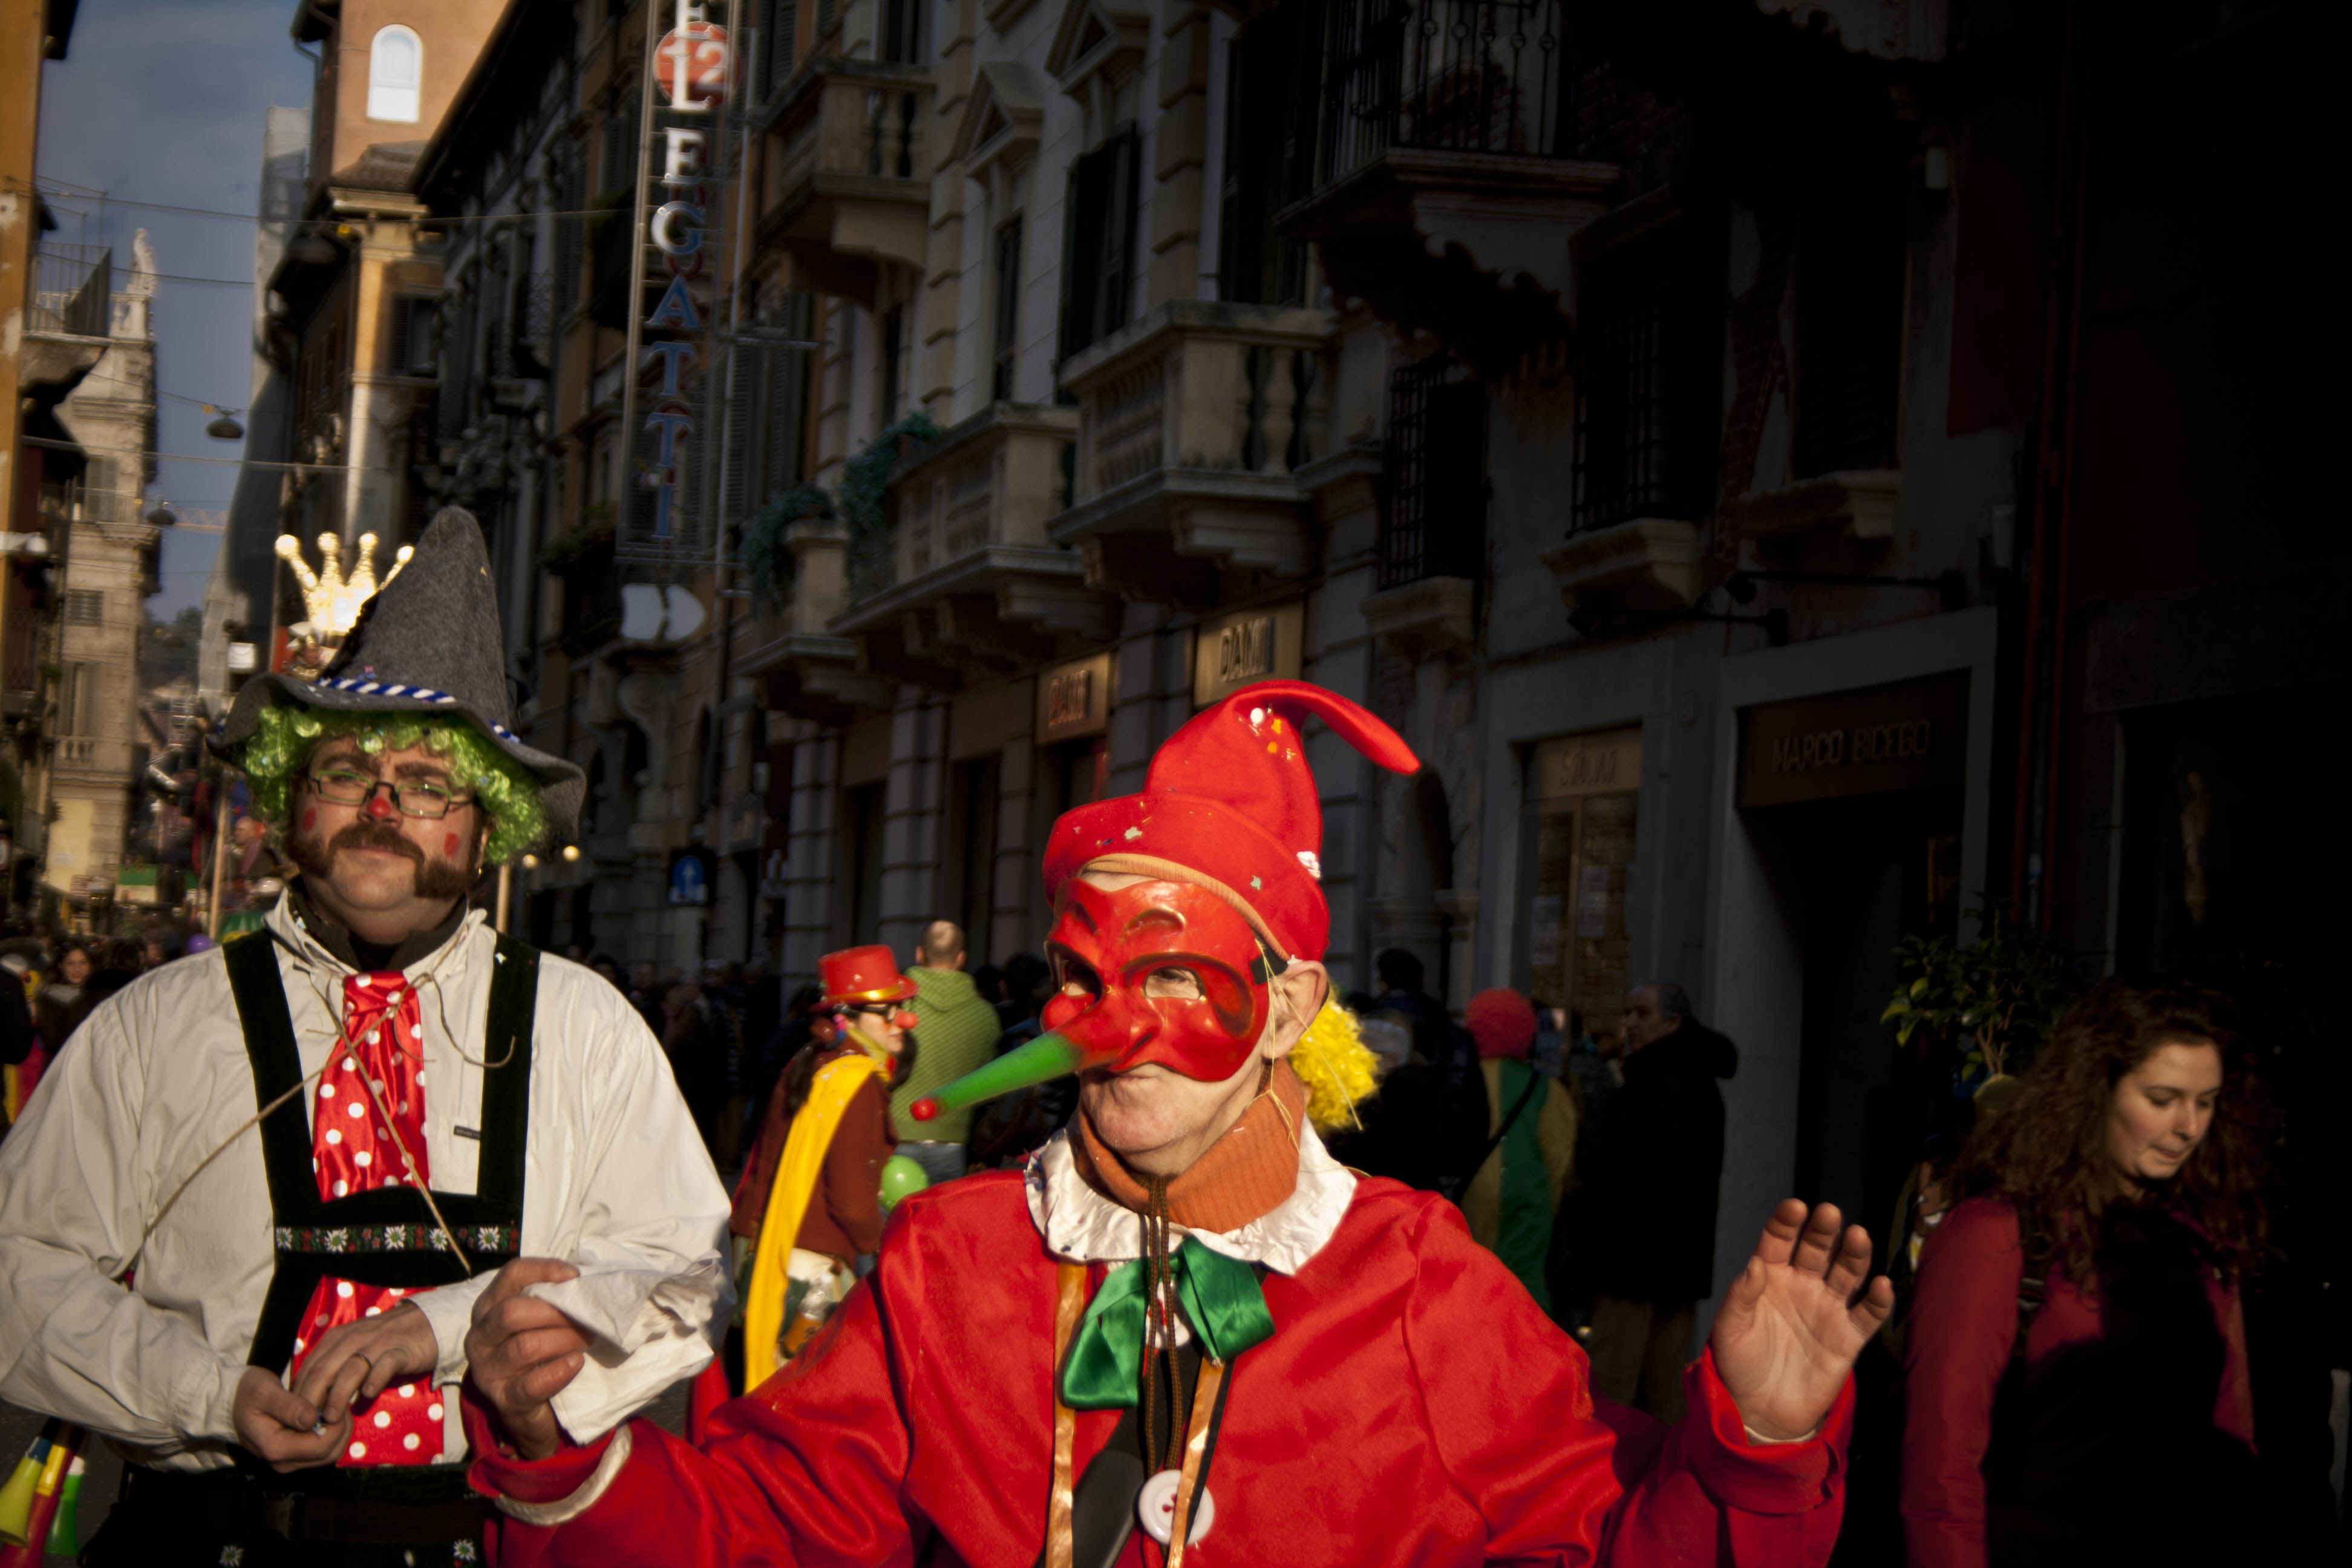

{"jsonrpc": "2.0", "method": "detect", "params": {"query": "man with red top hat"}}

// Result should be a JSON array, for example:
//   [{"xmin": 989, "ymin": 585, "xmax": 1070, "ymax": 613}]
[
  {"xmin": 461, "ymin": 679, "xmax": 1893, "ymax": 1567},
  {"xmin": 729, "ymin": 946, "xmax": 914, "ymax": 1387}
]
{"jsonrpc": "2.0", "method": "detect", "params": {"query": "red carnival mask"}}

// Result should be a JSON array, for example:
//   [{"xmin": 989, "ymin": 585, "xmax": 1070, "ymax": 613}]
[{"xmin": 1040, "ymin": 878, "xmax": 1270, "ymax": 1083}]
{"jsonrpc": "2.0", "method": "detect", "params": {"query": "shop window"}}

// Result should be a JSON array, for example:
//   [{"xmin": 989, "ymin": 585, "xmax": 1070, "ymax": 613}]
[
  {"xmin": 367, "ymin": 25, "xmax": 422, "ymax": 124},
  {"xmin": 1516, "ymin": 728, "xmax": 1642, "ymax": 1049},
  {"xmin": 1057, "ymin": 129, "xmax": 1140, "ymax": 367}
]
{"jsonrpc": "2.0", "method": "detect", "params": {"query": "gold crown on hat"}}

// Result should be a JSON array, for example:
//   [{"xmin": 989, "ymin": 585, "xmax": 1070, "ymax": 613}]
[{"xmin": 274, "ymin": 531, "xmax": 414, "ymax": 638}]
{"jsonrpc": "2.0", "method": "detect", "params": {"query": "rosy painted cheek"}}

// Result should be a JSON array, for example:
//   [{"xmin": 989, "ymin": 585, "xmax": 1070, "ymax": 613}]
[
  {"xmin": 301, "ymin": 808, "xmax": 317, "ymax": 832},
  {"xmin": 443, "ymin": 832, "xmax": 461, "ymax": 858}
]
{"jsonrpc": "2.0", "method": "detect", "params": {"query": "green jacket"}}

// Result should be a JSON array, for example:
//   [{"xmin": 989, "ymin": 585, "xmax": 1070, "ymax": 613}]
[{"xmin": 889, "ymin": 967, "xmax": 1002, "ymax": 1144}]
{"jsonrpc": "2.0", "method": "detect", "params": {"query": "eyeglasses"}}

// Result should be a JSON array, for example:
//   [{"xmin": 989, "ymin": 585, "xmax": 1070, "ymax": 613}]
[{"xmin": 305, "ymin": 763, "xmax": 475, "ymax": 819}]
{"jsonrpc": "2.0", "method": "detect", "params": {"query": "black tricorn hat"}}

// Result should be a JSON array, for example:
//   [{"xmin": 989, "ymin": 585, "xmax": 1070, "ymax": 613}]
[{"xmin": 217, "ymin": 509, "xmax": 584, "ymax": 841}]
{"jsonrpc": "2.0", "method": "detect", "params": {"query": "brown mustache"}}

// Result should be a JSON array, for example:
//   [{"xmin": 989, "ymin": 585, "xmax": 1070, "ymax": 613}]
[{"xmin": 326, "ymin": 820, "xmax": 426, "ymax": 865}]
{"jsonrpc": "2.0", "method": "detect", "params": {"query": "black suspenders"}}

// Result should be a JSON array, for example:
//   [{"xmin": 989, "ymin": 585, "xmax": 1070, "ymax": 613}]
[{"xmin": 226, "ymin": 930, "xmax": 540, "ymax": 1375}]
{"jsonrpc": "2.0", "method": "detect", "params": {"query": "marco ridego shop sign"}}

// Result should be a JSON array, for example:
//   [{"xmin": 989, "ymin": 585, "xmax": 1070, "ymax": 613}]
[{"xmin": 1738, "ymin": 671, "xmax": 1970, "ymax": 808}]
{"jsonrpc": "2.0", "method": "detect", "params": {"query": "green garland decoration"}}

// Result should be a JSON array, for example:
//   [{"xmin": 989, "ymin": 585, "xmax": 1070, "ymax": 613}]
[
  {"xmin": 743, "ymin": 483, "xmax": 835, "ymax": 611},
  {"xmin": 838, "ymin": 410, "xmax": 941, "ymax": 544},
  {"xmin": 241, "ymin": 702, "xmax": 552, "ymax": 865}
]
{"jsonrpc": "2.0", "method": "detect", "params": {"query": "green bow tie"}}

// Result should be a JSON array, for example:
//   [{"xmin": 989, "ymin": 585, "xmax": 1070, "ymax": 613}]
[{"xmin": 1059, "ymin": 1243, "xmax": 1276, "ymax": 1410}]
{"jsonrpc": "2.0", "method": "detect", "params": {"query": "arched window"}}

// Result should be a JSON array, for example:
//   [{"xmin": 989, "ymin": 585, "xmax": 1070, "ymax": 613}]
[{"xmin": 368, "ymin": 25, "xmax": 422, "ymax": 122}]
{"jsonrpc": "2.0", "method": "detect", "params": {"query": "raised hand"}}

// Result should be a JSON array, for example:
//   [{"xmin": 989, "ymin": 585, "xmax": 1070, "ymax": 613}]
[
  {"xmin": 463, "ymin": 1258, "xmax": 593, "ymax": 1460},
  {"xmin": 1709, "ymin": 1199, "xmax": 1894, "ymax": 1442}
]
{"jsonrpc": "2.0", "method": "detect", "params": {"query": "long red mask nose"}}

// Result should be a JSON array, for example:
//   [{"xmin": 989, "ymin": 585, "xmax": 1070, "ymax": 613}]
[{"xmin": 1040, "ymin": 878, "xmax": 1269, "ymax": 1083}]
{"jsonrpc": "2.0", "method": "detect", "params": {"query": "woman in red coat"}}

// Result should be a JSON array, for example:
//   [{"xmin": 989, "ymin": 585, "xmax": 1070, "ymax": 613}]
[{"xmin": 1900, "ymin": 981, "xmax": 2272, "ymax": 1567}]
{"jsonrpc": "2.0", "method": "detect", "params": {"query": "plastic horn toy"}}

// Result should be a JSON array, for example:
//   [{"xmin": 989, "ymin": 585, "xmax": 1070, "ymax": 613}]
[
  {"xmin": 0, "ymin": 1419, "xmax": 79, "ymax": 1563},
  {"xmin": 906, "ymin": 1030, "xmax": 1095, "ymax": 1124},
  {"xmin": 0, "ymin": 1426, "xmax": 48, "ymax": 1546},
  {"xmin": 44, "ymin": 1457, "xmax": 82, "ymax": 1558}
]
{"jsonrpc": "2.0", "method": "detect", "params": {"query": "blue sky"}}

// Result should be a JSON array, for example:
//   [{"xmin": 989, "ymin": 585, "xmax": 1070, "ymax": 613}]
[{"xmin": 35, "ymin": 0, "xmax": 315, "ymax": 617}]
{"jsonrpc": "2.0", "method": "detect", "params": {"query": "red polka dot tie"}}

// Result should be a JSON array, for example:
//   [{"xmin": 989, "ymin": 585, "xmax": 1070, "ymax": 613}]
[{"xmin": 287, "ymin": 970, "xmax": 445, "ymax": 1467}]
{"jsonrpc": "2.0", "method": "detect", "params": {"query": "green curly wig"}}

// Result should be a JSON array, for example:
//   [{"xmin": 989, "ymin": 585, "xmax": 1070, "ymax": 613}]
[{"xmin": 241, "ymin": 702, "xmax": 551, "ymax": 866}]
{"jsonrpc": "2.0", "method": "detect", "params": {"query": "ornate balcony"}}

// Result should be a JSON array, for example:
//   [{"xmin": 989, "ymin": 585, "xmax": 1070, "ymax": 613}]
[
  {"xmin": 1275, "ymin": 0, "xmax": 1637, "ymax": 379},
  {"xmin": 1051, "ymin": 299, "xmax": 1336, "ymax": 609},
  {"xmin": 832, "ymin": 404, "xmax": 1106, "ymax": 684},
  {"xmin": 1541, "ymin": 516, "xmax": 1702, "ymax": 613},
  {"xmin": 737, "ymin": 518, "xmax": 897, "ymax": 722},
  {"xmin": 1723, "ymin": 470, "xmax": 1902, "ymax": 558},
  {"xmin": 758, "ymin": 57, "xmax": 934, "ymax": 307}
]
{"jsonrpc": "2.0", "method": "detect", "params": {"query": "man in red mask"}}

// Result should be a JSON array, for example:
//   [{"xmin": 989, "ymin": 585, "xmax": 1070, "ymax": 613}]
[{"xmin": 462, "ymin": 681, "xmax": 1892, "ymax": 1568}]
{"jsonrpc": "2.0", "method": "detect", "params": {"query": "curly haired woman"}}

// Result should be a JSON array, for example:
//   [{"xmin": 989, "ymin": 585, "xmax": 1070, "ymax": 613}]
[{"xmin": 1899, "ymin": 980, "xmax": 2274, "ymax": 1566}]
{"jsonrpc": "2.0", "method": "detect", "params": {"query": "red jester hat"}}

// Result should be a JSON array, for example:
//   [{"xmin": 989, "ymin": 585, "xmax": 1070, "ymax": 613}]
[{"xmin": 1039, "ymin": 680, "xmax": 1420, "ymax": 1083}]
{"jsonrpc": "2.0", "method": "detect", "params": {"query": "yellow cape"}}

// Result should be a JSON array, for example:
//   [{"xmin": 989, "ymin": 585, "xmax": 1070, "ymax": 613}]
[{"xmin": 741, "ymin": 1051, "xmax": 887, "ymax": 1389}]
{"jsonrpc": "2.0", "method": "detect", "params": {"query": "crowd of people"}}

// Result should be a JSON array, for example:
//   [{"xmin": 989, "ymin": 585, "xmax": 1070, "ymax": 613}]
[{"xmin": 0, "ymin": 924, "xmax": 216, "ymax": 1133}]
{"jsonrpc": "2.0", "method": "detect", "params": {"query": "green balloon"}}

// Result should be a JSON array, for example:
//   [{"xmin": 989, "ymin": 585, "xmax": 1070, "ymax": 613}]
[{"xmin": 878, "ymin": 1154, "xmax": 930, "ymax": 1211}]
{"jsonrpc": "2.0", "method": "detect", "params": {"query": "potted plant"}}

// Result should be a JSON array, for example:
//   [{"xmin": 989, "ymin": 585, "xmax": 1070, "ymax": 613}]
[
  {"xmin": 742, "ymin": 484, "xmax": 835, "ymax": 612},
  {"xmin": 1882, "ymin": 901, "xmax": 2080, "ymax": 1102}
]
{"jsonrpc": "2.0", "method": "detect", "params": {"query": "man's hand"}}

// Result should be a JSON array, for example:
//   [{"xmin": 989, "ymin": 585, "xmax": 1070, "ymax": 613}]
[
  {"xmin": 291, "ymin": 1301, "xmax": 439, "ymax": 1429},
  {"xmin": 463, "ymin": 1258, "xmax": 592, "ymax": 1462},
  {"xmin": 232, "ymin": 1365, "xmax": 345, "ymax": 1472},
  {"xmin": 1710, "ymin": 1199, "xmax": 1895, "ymax": 1442}
]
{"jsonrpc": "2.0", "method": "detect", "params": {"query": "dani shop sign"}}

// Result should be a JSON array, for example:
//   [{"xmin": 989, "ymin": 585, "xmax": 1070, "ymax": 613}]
[{"xmin": 1738, "ymin": 671, "xmax": 1970, "ymax": 809}]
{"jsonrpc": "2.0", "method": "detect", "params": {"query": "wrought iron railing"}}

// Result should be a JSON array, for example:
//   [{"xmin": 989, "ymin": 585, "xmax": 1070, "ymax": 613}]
[
  {"xmin": 28, "ymin": 246, "xmax": 112, "ymax": 338},
  {"xmin": 1313, "ymin": 0, "xmax": 1575, "ymax": 186},
  {"xmin": 1378, "ymin": 356, "xmax": 1486, "ymax": 588}
]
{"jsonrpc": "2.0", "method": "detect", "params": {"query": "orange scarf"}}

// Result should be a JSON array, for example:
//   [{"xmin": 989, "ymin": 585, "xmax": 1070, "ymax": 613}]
[{"xmin": 1071, "ymin": 1060, "xmax": 1307, "ymax": 1234}]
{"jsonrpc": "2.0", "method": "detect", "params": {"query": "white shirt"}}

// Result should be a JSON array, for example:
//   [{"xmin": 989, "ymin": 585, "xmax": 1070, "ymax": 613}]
[
  {"xmin": 0, "ymin": 897, "xmax": 730, "ymax": 1469},
  {"xmin": 1024, "ymin": 1117, "xmax": 1357, "ymax": 1280}
]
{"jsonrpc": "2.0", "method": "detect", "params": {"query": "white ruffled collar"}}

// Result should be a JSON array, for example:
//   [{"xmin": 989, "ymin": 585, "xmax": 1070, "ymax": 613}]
[{"xmin": 1024, "ymin": 1116, "xmax": 1356, "ymax": 1278}]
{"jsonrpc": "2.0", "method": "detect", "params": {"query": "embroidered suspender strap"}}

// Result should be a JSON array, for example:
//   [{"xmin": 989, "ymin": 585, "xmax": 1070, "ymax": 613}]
[
  {"xmin": 229, "ymin": 933, "xmax": 344, "ymax": 1371},
  {"xmin": 226, "ymin": 933, "xmax": 321, "ymax": 1224},
  {"xmin": 473, "ymin": 935, "xmax": 540, "ymax": 1210},
  {"xmin": 1046, "ymin": 1261, "xmax": 1086, "ymax": 1568}
]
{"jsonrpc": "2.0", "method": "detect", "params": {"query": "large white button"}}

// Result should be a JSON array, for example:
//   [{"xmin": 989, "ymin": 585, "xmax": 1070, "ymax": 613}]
[{"xmin": 1136, "ymin": 1469, "xmax": 1213, "ymax": 1545}]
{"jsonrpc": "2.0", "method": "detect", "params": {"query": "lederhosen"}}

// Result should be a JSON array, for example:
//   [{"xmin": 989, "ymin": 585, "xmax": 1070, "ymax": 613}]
[{"xmin": 88, "ymin": 930, "xmax": 538, "ymax": 1568}]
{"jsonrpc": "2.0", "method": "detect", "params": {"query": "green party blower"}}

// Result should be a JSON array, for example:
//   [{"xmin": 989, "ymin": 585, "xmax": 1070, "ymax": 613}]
[{"xmin": 908, "ymin": 1030, "xmax": 1093, "ymax": 1124}]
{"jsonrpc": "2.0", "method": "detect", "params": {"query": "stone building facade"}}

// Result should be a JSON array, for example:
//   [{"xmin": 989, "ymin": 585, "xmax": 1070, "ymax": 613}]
[{"xmin": 407, "ymin": 0, "xmax": 2333, "ymax": 1338}]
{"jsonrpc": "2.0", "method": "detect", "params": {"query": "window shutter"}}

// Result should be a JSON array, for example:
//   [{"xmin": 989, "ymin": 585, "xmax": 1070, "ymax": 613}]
[
  {"xmin": 722, "ymin": 343, "xmax": 755, "ymax": 530},
  {"xmin": 765, "ymin": 0, "xmax": 797, "ymax": 95},
  {"xmin": 1057, "ymin": 159, "xmax": 1099, "ymax": 365},
  {"xmin": 390, "ymin": 296, "xmax": 411, "ymax": 376},
  {"xmin": 1105, "ymin": 129, "xmax": 1139, "ymax": 338},
  {"xmin": 555, "ymin": 148, "xmax": 586, "ymax": 319}
]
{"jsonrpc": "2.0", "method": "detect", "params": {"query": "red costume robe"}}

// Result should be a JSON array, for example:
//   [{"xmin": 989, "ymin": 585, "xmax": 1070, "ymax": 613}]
[{"xmin": 471, "ymin": 1168, "xmax": 1851, "ymax": 1566}]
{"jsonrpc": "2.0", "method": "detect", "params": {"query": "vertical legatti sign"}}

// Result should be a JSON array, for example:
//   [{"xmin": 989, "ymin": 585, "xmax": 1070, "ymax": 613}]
[{"xmin": 619, "ymin": 0, "xmax": 733, "ymax": 565}]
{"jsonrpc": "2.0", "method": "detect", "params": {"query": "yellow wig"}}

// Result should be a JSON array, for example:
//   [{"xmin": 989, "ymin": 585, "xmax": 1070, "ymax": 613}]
[{"xmin": 1288, "ymin": 999, "xmax": 1381, "ymax": 1133}]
